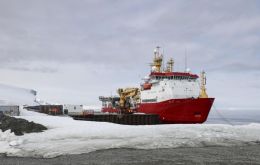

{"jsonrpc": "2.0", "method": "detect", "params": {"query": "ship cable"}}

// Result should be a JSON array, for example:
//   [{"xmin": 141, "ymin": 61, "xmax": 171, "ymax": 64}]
[
  {"xmin": 212, "ymin": 106, "xmax": 259, "ymax": 146},
  {"xmin": 212, "ymin": 105, "xmax": 234, "ymax": 126}
]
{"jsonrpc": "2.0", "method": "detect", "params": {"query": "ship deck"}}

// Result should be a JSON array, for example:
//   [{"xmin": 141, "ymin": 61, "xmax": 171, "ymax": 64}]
[{"xmin": 70, "ymin": 113, "xmax": 161, "ymax": 125}]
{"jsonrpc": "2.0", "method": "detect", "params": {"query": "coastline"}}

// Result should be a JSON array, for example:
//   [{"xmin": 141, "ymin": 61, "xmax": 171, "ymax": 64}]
[{"xmin": 1, "ymin": 144, "xmax": 260, "ymax": 165}]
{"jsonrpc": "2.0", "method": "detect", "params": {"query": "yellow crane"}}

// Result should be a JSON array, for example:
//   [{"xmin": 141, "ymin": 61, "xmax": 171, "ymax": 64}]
[{"xmin": 117, "ymin": 88, "xmax": 140, "ymax": 114}]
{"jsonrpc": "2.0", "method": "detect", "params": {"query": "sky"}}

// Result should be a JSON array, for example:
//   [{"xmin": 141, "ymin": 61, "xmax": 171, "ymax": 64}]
[{"xmin": 0, "ymin": 0, "xmax": 259, "ymax": 109}]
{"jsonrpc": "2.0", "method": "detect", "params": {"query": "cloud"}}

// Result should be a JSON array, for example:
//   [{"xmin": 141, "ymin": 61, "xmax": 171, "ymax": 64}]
[
  {"xmin": 208, "ymin": 63, "xmax": 260, "ymax": 72},
  {"xmin": 0, "ymin": 0, "xmax": 259, "ymax": 108},
  {"xmin": 7, "ymin": 66, "xmax": 58, "ymax": 73}
]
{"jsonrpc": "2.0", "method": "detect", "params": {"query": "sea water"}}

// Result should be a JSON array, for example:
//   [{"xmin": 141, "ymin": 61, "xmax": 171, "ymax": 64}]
[{"xmin": 207, "ymin": 109, "xmax": 260, "ymax": 125}]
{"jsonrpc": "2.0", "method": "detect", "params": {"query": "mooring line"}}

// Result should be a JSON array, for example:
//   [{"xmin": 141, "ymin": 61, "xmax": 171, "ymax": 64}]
[{"xmin": 212, "ymin": 105, "xmax": 234, "ymax": 126}]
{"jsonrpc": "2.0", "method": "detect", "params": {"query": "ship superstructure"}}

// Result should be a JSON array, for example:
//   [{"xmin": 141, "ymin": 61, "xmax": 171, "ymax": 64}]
[{"xmin": 100, "ymin": 47, "xmax": 214, "ymax": 124}]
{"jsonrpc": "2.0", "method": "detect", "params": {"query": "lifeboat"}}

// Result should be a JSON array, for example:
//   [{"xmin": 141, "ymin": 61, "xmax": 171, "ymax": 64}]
[{"xmin": 143, "ymin": 83, "xmax": 152, "ymax": 90}]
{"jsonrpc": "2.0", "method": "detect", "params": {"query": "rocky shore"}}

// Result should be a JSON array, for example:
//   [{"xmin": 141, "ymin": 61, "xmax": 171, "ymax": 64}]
[{"xmin": 0, "ymin": 112, "xmax": 47, "ymax": 135}]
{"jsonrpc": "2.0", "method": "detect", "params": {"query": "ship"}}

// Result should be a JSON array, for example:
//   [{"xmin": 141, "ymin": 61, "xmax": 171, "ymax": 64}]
[{"xmin": 99, "ymin": 47, "xmax": 214, "ymax": 124}]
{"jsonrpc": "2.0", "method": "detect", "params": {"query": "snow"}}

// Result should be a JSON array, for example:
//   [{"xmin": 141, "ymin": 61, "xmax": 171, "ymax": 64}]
[{"xmin": 0, "ymin": 108, "xmax": 260, "ymax": 158}]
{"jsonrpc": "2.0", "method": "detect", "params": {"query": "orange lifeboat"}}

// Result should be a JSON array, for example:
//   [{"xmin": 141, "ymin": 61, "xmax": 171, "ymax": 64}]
[{"xmin": 143, "ymin": 83, "xmax": 152, "ymax": 90}]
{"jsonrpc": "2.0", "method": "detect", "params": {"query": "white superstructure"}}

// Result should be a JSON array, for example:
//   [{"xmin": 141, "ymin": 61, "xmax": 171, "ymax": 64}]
[
  {"xmin": 141, "ymin": 75, "xmax": 200, "ymax": 103},
  {"xmin": 140, "ymin": 46, "xmax": 202, "ymax": 103}
]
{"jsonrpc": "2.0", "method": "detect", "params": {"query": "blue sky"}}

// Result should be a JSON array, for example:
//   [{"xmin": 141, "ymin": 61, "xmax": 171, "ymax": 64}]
[{"xmin": 0, "ymin": 0, "xmax": 259, "ymax": 109}]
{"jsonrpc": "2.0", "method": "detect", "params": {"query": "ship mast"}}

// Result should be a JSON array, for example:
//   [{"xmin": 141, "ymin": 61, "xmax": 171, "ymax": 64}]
[
  {"xmin": 152, "ymin": 46, "xmax": 163, "ymax": 72},
  {"xmin": 199, "ymin": 70, "xmax": 208, "ymax": 98},
  {"xmin": 166, "ymin": 58, "xmax": 174, "ymax": 72}
]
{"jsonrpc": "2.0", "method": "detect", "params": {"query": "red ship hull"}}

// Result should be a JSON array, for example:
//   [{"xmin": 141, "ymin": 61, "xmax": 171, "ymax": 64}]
[
  {"xmin": 138, "ymin": 98, "xmax": 215, "ymax": 124},
  {"xmin": 102, "ymin": 98, "xmax": 214, "ymax": 124}
]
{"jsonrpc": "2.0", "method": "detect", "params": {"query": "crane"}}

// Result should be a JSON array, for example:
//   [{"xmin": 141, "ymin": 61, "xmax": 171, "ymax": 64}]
[{"xmin": 117, "ymin": 87, "xmax": 140, "ymax": 114}]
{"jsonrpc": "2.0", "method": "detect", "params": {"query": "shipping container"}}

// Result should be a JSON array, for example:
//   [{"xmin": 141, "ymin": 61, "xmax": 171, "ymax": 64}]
[
  {"xmin": 63, "ymin": 104, "xmax": 83, "ymax": 115},
  {"xmin": 0, "ymin": 105, "xmax": 20, "ymax": 116}
]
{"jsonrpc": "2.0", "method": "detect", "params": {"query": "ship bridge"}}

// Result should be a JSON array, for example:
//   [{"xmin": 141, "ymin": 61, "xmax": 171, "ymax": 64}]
[{"xmin": 150, "ymin": 72, "xmax": 199, "ymax": 80}]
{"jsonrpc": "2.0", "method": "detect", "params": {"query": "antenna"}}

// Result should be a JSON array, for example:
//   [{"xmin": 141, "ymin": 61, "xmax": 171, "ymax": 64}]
[
  {"xmin": 185, "ymin": 47, "xmax": 187, "ymax": 72},
  {"xmin": 162, "ymin": 47, "xmax": 165, "ymax": 71}
]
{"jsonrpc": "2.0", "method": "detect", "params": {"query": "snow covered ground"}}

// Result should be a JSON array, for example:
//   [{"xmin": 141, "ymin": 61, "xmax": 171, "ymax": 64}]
[{"xmin": 0, "ymin": 109, "xmax": 260, "ymax": 158}]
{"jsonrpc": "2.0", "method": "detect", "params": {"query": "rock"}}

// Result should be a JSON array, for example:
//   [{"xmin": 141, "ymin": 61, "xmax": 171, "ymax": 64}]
[
  {"xmin": 0, "ymin": 111, "xmax": 4, "ymax": 119},
  {"xmin": 0, "ymin": 115, "xmax": 47, "ymax": 136}
]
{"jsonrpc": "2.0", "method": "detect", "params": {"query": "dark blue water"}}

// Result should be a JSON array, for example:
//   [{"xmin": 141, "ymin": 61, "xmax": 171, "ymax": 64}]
[{"xmin": 206, "ymin": 109, "xmax": 260, "ymax": 125}]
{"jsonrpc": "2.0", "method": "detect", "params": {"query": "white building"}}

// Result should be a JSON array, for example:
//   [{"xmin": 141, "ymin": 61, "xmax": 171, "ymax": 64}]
[{"xmin": 63, "ymin": 104, "xmax": 83, "ymax": 115}]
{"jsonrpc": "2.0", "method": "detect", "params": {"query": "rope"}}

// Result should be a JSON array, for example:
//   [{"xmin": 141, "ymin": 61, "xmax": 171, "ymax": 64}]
[{"xmin": 212, "ymin": 105, "xmax": 234, "ymax": 126}]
